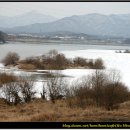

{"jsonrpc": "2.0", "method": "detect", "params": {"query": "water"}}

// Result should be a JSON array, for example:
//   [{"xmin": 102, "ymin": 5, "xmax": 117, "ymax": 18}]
[{"xmin": 0, "ymin": 41, "xmax": 130, "ymax": 61}]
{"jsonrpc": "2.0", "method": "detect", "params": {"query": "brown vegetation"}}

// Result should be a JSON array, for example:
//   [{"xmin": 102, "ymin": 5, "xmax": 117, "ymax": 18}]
[
  {"xmin": 0, "ymin": 70, "xmax": 129, "ymax": 110},
  {"xmin": 0, "ymin": 98, "xmax": 129, "ymax": 122},
  {"xmin": 66, "ymin": 70, "xmax": 129, "ymax": 110},
  {"xmin": 18, "ymin": 63, "xmax": 36, "ymax": 70},
  {"xmin": 0, "ymin": 70, "xmax": 130, "ymax": 121},
  {"xmin": 46, "ymin": 71, "xmax": 67, "ymax": 103},
  {"xmin": 0, "ymin": 73, "xmax": 17, "ymax": 85},
  {"xmin": 2, "ymin": 50, "xmax": 105, "ymax": 70},
  {"xmin": 17, "ymin": 49, "xmax": 105, "ymax": 70},
  {"xmin": 0, "ymin": 73, "xmax": 36, "ymax": 105},
  {"xmin": 2, "ymin": 52, "xmax": 20, "ymax": 66}
]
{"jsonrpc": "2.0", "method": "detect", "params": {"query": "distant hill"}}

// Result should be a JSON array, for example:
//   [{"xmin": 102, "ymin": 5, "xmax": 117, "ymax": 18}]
[
  {"xmin": 0, "ymin": 11, "xmax": 57, "ymax": 28},
  {"xmin": 2, "ymin": 13, "xmax": 130, "ymax": 38}
]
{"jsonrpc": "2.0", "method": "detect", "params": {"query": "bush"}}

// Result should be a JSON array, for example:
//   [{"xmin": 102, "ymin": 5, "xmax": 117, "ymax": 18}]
[
  {"xmin": 0, "ymin": 73, "xmax": 21, "ymax": 105},
  {"xmin": 103, "ymin": 82, "xmax": 129, "ymax": 110},
  {"xmin": 89, "ymin": 70, "xmax": 107, "ymax": 106},
  {"xmin": 47, "ymin": 49, "xmax": 58, "ymax": 58},
  {"xmin": 20, "ymin": 50, "xmax": 105, "ymax": 70},
  {"xmin": 18, "ymin": 76, "xmax": 36, "ymax": 103},
  {"xmin": 2, "ymin": 52, "xmax": 20, "ymax": 66},
  {"xmin": 1, "ymin": 74, "xmax": 36, "ymax": 105},
  {"xmin": 66, "ymin": 70, "xmax": 129, "ymax": 110},
  {"xmin": 102, "ymin": 70, "xmax": 129, "ymax": 110},
  {"xmin": 2, "ymin": 82, "xmax": 21, "ymax": 105},
  {"xmin": 93, "ymin": 58, "xmax": 105, "ymax": 69},
  {"xmin": 54, "ymin": 53, "xmax": 68, "ymax": 69},
  {"xmin": 66, "ymin": 76, "xmax": 95, "ymax": 108},
  {"xmin": 73, "ymin": 57, "xmax": 87, "ymax": 67},
  {"xmin": 46, "ymin": 71, "xmax": 68, "ymax": 103},
  {"xmin": 43, "ymin": 50, "xmax": 68, "ymax": 69}
]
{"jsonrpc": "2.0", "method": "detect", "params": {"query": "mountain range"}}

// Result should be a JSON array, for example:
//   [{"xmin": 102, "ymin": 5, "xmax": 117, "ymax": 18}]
[
  {"xmin": 0, "ymin": 11, "xmax": 57, "ymax": 28},
  {"xmin": 1, "ymin": 13, "xmax": 130, "ymax": 38}
]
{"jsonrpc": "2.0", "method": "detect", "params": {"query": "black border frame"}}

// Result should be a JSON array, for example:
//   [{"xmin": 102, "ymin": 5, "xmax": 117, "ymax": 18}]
[
  {"xmin": 0, "ymin": 0, "xmax": 130, "ymax": 128},
  {"xmin": 1, "ymin": 0, "xmax": 130, "ymax": 2}
]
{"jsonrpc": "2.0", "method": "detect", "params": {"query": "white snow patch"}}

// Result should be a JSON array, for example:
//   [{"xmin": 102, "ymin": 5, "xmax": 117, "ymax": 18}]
[
  {"xmin": 0, "ymin": 63, "xmax": 4, "ymax": 68},
  {"xmin": 61, "ymin": 49, "xmax": 130, "ymax": 89}
]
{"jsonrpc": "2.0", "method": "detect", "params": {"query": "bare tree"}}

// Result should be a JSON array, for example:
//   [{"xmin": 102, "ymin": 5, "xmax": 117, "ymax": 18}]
[
  {"xmin": 19, "ymin": 76, "xmax": 36, "ymax": 103},
  {"xmin": 103, "ymin": 70, "xmax": 129, "ymax": 110},
  {"xmin": 2, "ymin": 52, "xmax": 20, "ymax": 66},
  {"xmin": 47, "ymin": 49, "xmax": 58, "ymax": 59},
  {"xmin": 2, "ymin": 82, "xmax": 21, "ymax": 105},
  {"xmin": 46, "ymin": 71, "xmax": 67, "ymax": 103},
  {"xmin": 89, "ymin": 70, "xmax": 108, "ymax": 106},
  {"xmin": 54, "ymin": 53, "xmax": 68, "ymax": 69},
  {"xmin": 93, "ymin": 58, "xmax": 105, "ymax": 69}
]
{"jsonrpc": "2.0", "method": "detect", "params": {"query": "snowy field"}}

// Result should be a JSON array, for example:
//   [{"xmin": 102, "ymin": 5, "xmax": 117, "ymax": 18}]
[{"xmin": 61, "ymin": 49, "xmax": 130, "ymax": 89}]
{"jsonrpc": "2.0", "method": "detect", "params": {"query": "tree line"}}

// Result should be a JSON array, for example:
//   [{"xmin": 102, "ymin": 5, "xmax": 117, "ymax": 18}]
[{"xmin": 2, "ymin": 50, "xmax": 105, "ymax": 70}]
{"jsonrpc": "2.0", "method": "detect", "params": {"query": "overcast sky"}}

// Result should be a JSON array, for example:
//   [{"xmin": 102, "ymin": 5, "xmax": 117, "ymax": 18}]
[{"xmin": 0, "ymin": 2, "xmax": 130, "ymax": 18}]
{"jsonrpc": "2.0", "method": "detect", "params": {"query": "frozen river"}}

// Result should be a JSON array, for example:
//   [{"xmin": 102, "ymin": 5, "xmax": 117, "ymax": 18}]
[
  {"xmin": 1, "ymin": 41, "xmax": 130, "ymax": 60},
  {"xmin": 1, "ymin": 41, "xmax": 130, "ymax": 95}
]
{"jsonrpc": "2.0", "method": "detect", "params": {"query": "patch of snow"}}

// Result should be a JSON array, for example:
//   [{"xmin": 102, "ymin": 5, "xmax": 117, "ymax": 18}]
[
  {"xmin": 61, "ymin": 49, "xmax": 130, "ymax": 89},
  {"xmin": 0, "ymin": 63, "xmax": 4, "ymax": 68}
]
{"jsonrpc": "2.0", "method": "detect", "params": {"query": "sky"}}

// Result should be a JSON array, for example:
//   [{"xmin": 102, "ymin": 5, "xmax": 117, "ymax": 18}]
[{"xmin": 0, "ymin": 2, "xmax": 130, "ymax": 18}]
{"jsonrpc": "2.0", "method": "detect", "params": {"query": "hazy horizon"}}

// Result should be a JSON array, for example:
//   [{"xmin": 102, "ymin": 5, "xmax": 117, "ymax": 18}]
[{"xmin": 0, "ymin": 2, "xmax": 130, "ymax": 18}]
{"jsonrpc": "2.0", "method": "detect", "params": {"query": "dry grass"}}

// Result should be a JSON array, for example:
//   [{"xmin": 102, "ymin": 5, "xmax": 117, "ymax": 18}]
[
  {"xmin": 17, "ymin": 63, "xmax": 36, "ymax": 70},
  {"xmin": 0, "ymin": 73, "xmax": 17, "ymax": 84},
  {"xmin": 0, "ymin": 98, "xmax": 130, "ymax": 122}
]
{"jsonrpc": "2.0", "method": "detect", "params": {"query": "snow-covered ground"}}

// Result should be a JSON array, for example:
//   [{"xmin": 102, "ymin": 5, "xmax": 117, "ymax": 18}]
[
  {"xmin": 61, "ymin": 49, "xmax": 130, "ymax": 89},
  {"xmin": 0, "ymin": 63, "xmax": 4, "ymax": 68}
]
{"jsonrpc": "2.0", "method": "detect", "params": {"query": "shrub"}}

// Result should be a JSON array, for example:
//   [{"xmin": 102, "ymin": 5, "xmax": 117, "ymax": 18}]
[
  {"xmin": 2, "ymin": 82, "xmax": 21, "ymax": 105},
  {"xmin": 66, "ymin": 70, "xmax": 129, "ymax": 110},
  {"xmin": 46, "ymin": 71, "xmax": 68, "ymax": 103},
  {"xmin": 2, "ymin": 52, "xmax": 20, "ymax": 66},
  {"xmin": 73, "ymin": 57, "xmax": 87, "ymax": 67},
  {"xmin": 43, "ymin": 50, "xmax": 68, "ymax": 69},
  {"xmin": 0, "ymin": 73, "xmax": 21, "ymax": 105},
  {"xmin": 19, "ymin": 76, "xmax": 36, "ymax": 103},
  {"xmin": 19, "ymin": 49, "xmax": 105, "ymax": 70},
  {"xmin": 93, "ymin": 58, "xmax": 105, "ymax": 69},
  {"xmin": 89, "ymin": 70, "xmax": 108, "ymax": 106},
  {"xmin": 102, "ymin": 70, "xmax": 129, "ymax": 110},
  {"xmin": 87, "ymin": 59, "xmax": 94, "ymax": 68},
  {"xmin": 54, "ymin": 53, "xmax": 68, "ymax": 69},
  {"xmin": 47, "ymin": 49, "xmax": 58, "ymax": 59},
  {"xmin": 65, "ymin": 77, "xmax": 95, "ymax": 108},
  {"xmin": 33, "ymin": 59, "xmax": 45, "ymax": 69},
  {"xmin": 103, "ymin": 82, "xmax": 129, "ymax": 110}
]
